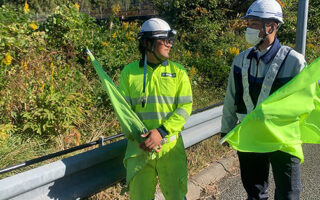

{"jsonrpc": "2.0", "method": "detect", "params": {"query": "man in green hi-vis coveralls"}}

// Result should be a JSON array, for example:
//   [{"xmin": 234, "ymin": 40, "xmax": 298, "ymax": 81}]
[{"xmin": 118, "ymin": 18, "xmax": 192, "ymax": 200}]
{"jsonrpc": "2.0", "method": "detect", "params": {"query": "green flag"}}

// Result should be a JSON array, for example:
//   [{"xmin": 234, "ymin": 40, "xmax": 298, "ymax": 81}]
[
  {"xmin": 221, "ymin": 57, "xmax": 320, "ymax": 162},
  {"xmin": 86, "ymin": 48, "xmax": 147, "ymax": 142},
  {"xmin": 87, "ymin": 48, "xmax": 156, "ymax": 184}
]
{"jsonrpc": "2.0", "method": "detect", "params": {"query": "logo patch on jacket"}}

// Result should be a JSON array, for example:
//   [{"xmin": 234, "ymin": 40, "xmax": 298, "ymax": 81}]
[{"xmin": 161, "ymin": 72, "xmax": 176, "ymax": 78}]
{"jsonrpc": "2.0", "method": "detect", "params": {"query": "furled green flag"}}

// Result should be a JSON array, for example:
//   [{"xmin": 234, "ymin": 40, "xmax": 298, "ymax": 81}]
[
  {"xmin": 86, "ymin": 48, "xmax": 147, "ymax": 142},
  {"xmin": 221, "ymin": 57, "xmax": 320, "ymax": 163},
  {"xmin": 87, "ymin": 48, "xmax": 155, "ymax": 183}
]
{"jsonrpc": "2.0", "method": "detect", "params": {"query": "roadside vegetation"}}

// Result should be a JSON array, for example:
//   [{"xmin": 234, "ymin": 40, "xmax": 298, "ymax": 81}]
[{"xmin": 0, "ymin": 0, "xmax": 319, "ymax": 198}]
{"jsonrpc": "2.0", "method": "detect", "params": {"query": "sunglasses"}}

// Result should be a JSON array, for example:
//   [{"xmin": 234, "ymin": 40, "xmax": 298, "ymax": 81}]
[{"xmin": 158, "ymin": 38, "xmax": 175, "ymax": 46}]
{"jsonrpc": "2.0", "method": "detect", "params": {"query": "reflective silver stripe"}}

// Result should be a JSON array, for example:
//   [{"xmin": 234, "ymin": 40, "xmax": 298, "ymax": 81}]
[
  {"xmin": 256, "ymin": 46, "xmax": 291, "ymax": 105},
  {"xmin": 175, "ymin": 107, "xmax": 190, "ymax": 121},
  {"xmin": 242, "ymin": 48, "xmax": 255, "ymax": 113},
  {"xmin": 160, "ymin": 132, "xmax": 182, "ymax": 144},
  {"xmin": 236, "ymin": 113, "xmax": 247, "ymax": 122},
  {"xmin": 177, "ymin": 96, "xmax": 193, "ymax": 104},
  {"xmin": 137, "ymin": 112, "xmax": 171, "ymax": 120},
  {"xmin": 242, "ymin": 46, "xmax": 291, "ymax": 113},
  {"xmin": 136, "ymin": 107, "xmax": 189, "ymax": 121},
  {"xmin": 123, "ymin": 96, "xmax": 132, "ymax": 104},
  {"xmin": 131, "ymin": 97, "xmax": 142, "ymax": 105},
  {"xmin": 130, "ymin": 96, "xmax": 192, "ymax": 106}
]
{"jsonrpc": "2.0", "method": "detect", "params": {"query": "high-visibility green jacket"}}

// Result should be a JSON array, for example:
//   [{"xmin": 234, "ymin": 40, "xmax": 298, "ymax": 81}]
[
  {"xmin": 118, "ymin": 60, "xmax": 193, "ymax": 137},
  {"xmin": 119, "ymin": 59, "xmax": 192, "ymax": 185},
  {"xmin": 221, "ymin": 55, "xmax": 320, "ymax": 163}
]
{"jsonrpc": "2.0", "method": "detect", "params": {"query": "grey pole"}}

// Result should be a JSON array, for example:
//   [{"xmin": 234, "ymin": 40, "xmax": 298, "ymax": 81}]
[{"xmin": 295, "ymin": 0, "xmax": 309, "ymax": 56}]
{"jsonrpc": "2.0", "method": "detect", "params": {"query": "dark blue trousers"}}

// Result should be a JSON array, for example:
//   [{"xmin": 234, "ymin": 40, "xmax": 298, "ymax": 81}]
[{"xmin": 237, "ymin": 151, "xmax": 301, "ymax": 200}]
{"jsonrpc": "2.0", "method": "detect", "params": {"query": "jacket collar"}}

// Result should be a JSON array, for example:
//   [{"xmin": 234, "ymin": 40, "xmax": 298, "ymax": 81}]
[
  {"xmin": 139, "ymin": 59, "xmax": 169, "ymax": 68},
  {"xmin": 247, "ymin": 38, "xmax": 281, "ymax": 64}
]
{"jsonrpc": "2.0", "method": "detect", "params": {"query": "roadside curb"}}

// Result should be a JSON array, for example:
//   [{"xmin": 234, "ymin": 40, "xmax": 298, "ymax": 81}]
[{"xmin": 155, "ymin": 150, "xmax": 238, "ymax": 200}]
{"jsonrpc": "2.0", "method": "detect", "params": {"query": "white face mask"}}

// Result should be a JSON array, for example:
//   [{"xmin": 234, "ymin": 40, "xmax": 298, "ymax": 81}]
[{"xmin": 245, "ymin": 28, "xmax": 263, "ymax": 46}]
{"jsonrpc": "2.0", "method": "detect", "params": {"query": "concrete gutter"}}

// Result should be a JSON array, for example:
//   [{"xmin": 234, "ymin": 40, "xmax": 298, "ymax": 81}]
[{"xmin": 155, "ymin": 150, "xmax": 239, "ymax": 200}]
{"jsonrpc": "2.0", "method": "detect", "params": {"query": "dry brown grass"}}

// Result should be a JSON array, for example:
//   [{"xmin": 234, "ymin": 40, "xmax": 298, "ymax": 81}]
[
  {"xmin": 87, "ymin": 182, "xmax": 129, "ymax": 200},
  {"xmin": 186, "ymin": 135, "xmax": 231, "ymax": 177}
]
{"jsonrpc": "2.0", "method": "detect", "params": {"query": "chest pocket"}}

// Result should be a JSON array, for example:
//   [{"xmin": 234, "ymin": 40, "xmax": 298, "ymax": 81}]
[
  {"xmin": 160, "ymin": 72, "xmax": 177, "ymax": 95},
  {"xmin": 129, "ymin": 74, "xmax": 144, "ymax": 95}
]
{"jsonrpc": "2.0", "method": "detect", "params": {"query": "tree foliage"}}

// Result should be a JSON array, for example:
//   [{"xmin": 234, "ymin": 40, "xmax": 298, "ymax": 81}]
[
  {"xmin": 0, "ymin": 3, "xmax": 139, "ymax": 144},
  {"xmin": 152, "ymin": 0, "xmax": 256, "ymax": 30},
  {"xmin": 0, "ymin": 0, "xmax": 146, "ymax": 13}
]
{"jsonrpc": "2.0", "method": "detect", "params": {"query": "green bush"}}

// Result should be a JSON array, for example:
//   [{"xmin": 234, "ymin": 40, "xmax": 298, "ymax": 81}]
[
  {"xmin": 0, "ymin": 2, "xmax": 145, "ymax": 153},
  {"xmin": 308, "ymin": 1, "xmax": 320, "ymax": 32},
  {"xmin": 152, "ymin": 0, "xmax": 253, "ymax": 31},
  {"xmin": 0, "ymin": 4, "xmax": 107, "ymax": 143},
  {"xmin": 152, "ymin": 0, "xmax": 253, "ymax": 88}
]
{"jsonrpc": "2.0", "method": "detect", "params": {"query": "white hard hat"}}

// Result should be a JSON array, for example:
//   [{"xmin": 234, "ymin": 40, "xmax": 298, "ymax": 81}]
[
  {"xmin": 243, "ymin": 0, "xmax": 284, "ymax": 24},
  {"xmin": 138, "ymin": 18, "xmax": 176, "ymax": 39}
]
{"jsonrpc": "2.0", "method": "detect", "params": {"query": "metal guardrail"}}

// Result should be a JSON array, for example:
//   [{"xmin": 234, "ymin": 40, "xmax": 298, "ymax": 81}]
[
  {"xmin": 0, "ymin": 134, "xmax": 123, "ymax": 175},
  {"xmin": 0, "ymin": 105, "xmax": 223, "ymax": 200}
]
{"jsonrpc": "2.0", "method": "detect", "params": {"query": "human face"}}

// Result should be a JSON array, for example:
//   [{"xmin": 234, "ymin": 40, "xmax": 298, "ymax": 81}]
[
  {"xmin": 247, "ymin": 19, "xmax": 264, "ymax": 37},
  {"xmin": 154, "ymin": 38, "xmax": 173, "ymax": 60},
  {"xmin": 246, "ymin": 18, "xmax": 277, "ymax": 50},
  {"xmin": 146, "ymin": 38, "xmax": 173, "ymax": 64},
  {"xmin": 247, "ymin": 19, "xmax": 276, "ymax": 37}
]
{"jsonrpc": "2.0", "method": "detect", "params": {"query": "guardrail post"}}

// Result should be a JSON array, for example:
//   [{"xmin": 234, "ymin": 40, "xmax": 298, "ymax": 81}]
[{"xmin": 98, "ymin": 136, "xmax": 104, "ymax": 147}]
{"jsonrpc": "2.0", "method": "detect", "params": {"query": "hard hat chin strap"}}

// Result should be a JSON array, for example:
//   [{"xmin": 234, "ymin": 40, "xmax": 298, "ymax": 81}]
[
  {"xmin": 141, "ymin": 38, "xmax": 166, "ymax": 64},
  {"xmin": 151, "ymin": 51, "xmax": 165, "ymax": 64},
  {"xmin": 256, "ymin": 19, "xmax": 276, "ymax": 48},
  {"xmin": 149, "ymin": 39, "xmax": 165, "ymax": 64},
  {"xmin": 257, "ymin": 20, "xmax": 269, "ymax": 47}
]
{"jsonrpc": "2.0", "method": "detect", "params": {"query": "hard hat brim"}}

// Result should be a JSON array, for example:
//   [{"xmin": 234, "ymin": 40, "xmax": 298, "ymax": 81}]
[
  {"xmin": 138, "ymin": 29, "xmax": 177, "ymax": 40},
  {"xmin": 241, "ymin": 14, "xmax": 284, "ymax": 24}
]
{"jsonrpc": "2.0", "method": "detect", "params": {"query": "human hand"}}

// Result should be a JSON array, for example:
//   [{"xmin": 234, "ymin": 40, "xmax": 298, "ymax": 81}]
[
  {"xmin": 139, "ymin": 143, "xmax": 162, "ymax": 152},
  {"xmin": 219, "ymin": 133, "xmax": 230, "ymax": 147},
  {"xmin": 139, "ymin": 129, "xmax": 163, "ymax": 152},
  {"xmin": 221, "ymin": 141, "xmax": 230, "ymax": 147}
]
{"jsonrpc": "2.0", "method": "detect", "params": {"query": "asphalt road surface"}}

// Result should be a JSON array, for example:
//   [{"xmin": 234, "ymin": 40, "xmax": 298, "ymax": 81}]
[{"xmin": 213, "ymin": 144, "xmax": 320, "ymax": 200}]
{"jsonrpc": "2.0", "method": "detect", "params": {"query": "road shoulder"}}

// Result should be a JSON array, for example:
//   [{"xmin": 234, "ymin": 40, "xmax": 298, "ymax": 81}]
[{"xmin": 155, "ymin": 150, "xmax": 239, "ymax": 200}]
